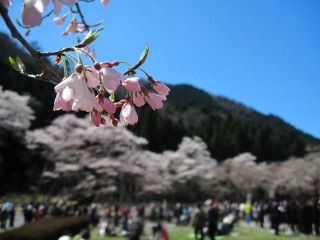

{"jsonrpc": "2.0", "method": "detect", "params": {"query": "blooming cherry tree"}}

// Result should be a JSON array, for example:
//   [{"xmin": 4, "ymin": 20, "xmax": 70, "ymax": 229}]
[
  {"xmin": 0, "ymin": 0, "xmax": 170, "ymax": 127},
  {"xmin": 0, "ymin": 86, "xmax": 34, "ymax": 134}
]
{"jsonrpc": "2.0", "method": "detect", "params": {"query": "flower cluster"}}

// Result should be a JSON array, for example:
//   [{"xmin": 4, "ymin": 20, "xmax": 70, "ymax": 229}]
[
  {"xmin": 19, "ymin": 0, "xmax": 109, "ymax": 34},
  {"xmin": 53, "ymin": 62, "xmax": 170, "ymax": 127},
  {"xmin": 1, "ymin": 0, "xmax": 170, "ymax": 127}
]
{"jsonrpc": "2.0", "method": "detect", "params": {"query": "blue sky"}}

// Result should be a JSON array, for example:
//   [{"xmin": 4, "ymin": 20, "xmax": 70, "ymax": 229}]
[{"xmin": 1, "ymin": 0, "xmax": 320, "ymax": 138}]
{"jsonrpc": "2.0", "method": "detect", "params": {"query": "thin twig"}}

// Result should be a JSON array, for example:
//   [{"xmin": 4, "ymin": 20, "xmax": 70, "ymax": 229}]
[
  {"xmin": 75, "ymin": 2, "xmax": 89, "ymax": 30},
  {"xmin": 38, "ymin": 42, "xmax": 88, "ymax": 57}
]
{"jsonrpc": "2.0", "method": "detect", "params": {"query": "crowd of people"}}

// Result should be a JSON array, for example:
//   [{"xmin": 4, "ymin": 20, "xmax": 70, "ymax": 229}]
[
  {"xmin": 97, "ymin": 200, "xmax": 234, "ymax": 240},
  {"xmin": 243, "ymin": 199, "xmax": 320, "ymax": 236},
  {"xmin": 1, "ymin": 197, "xmax": 320, "ymax": 239}
]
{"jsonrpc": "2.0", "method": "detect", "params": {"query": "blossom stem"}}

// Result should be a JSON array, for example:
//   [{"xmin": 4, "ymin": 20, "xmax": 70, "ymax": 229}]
[
  {"xmin": 63, "ymin": 55, "xmax": 76, "ymax": 73},
  {"xmin": 118, "ymin": 61, "xmax": 131, "ymax": 68},
  {"xmin": 72, "ymin": 47, "xmax": 83, "ymax": 64},
  {"xmin": 138, "ymin": 67, "xmax": 151, "ymax": 78},
  {"xmin": 62, "ymin": 57, "xmax": 68, "ymax": 78},
  {"xmin": 77, "ymin": 48, "xmax": 95, "ymax": 63},
  {"xmin": 63, "ymin": 52, "xmax": 78, "ymax": 63}
]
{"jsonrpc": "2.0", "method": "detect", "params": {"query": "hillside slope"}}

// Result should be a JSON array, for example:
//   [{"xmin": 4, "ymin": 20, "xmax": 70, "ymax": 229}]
[{"xmin": 129, "ymin": 84, "xmax": 319, "ymax": 161}]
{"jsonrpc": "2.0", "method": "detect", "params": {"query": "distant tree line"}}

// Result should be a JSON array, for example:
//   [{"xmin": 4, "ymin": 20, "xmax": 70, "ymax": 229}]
[{"xmin": 0, "ymin": 85, "xmax": 319, "ymax": 202}]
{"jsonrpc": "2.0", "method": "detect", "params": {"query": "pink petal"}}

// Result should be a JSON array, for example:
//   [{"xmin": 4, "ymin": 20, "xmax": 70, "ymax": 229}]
[
  {"xmin": 101, "ymin": 97, "xmax": 116, "ymax": 114},
  {"xmin": 53, "ymin": 13, "xmax": 68, "ymax": 26},
  {"xmin": 145, "ymin": 92, "xmax": 166, "ymax": 110},
  {"xmin": 122, "ymin": 77, "xmax": 141, "ymax": 92},
  {"xmin": 101, "ymin": 0, "xmax": 110, "ymax": 6},
  {"xmin": 153, "ymin": 81, "xmax": 170, "ymax": 97},
  {"xmin": 101, "ymin": 67, "xmax": 125, "ymax": 93},
  {"xmin": 120, "ymin": 103, "xmax": 138, "ymax": 125},
  {"xmin": 77, "ymin": 23, "xmax": 86, "ymax": 32},
  {"xmin": 133, "ymin": 92, "xmax": 145, "ymax": 107},
  {"xmin": 85, "ymin": 66, "xmax": 100, "ymax": 88},
  {"xmin": 22, "ymin": 4, "xmax": 43, "ymax": 27},
  {"xmin": 53, "ymin": 92, "xmax": 73, "ymax": 111},
  {"xmin": 52, "ymin": 0, "xmax": 62, "ymax": 15},
  {"xmin": 91, "ymin": 109, "xmax": 101, "ymax": 127},
  {"xmin": 62, "ymin": 19, "xmax": 78, "ymax": 35}
]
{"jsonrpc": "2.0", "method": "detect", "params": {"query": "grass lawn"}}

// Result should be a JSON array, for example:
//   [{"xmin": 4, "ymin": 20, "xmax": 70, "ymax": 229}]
[{"xmin": 90, "ymin": 224, "xmax": 320, "ymax": 240}]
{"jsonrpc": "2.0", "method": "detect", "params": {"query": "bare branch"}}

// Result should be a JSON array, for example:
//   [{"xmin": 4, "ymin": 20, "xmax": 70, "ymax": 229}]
[{"xmin": 0, "ymin": 4, "xmax": 62, "ymax": 82}]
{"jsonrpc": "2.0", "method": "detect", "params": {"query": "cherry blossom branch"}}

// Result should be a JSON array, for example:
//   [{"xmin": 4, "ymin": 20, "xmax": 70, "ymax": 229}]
[
  {"xmin": 0, "ymin": 4, "xmax": 62, "ymax": 82},
  {"xmin": 38, "ymin": 42, "xmax": 89, "ymax": 58},
  {"xmin": 1, "ymin": 1, "xmax": 171, "ymax": 128}
]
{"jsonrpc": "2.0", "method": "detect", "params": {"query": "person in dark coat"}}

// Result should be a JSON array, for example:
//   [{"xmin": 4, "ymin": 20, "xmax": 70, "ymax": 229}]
[
  {"xmin": 270, "ymin": 200, "xmax": 281, "ymax": 235},
  {"xmin": 313, "ymin": 199, "xmax": 320, "ymax": 236},
  {"xmin": 190, "ymin": 203, "xmax": 206, "ymax": 240},
  {"xmin": 207, "ymin": 202, "xmax": 219, "ymax": 240},
  {"xmin": 298, "ymin": 200, "xmax": 313, "ymax": 235}
]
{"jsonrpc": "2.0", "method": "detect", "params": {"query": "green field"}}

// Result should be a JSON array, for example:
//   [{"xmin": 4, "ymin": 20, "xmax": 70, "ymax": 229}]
[{"xmin": 91, "ymin": 224, "xmax": 320, "ymax": 240}]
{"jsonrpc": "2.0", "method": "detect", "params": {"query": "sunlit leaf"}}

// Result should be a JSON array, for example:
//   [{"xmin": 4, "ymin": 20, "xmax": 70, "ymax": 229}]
[{"xmin": 8, "ymin": 56, "xmax": 20, "ymax": 72}]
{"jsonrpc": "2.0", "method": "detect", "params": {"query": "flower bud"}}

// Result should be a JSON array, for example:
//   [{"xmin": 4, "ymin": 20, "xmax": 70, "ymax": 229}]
[
  {"xmin": 110, "ymin": 115, "xmax": 118, "ymax": 127},
  {"xmin": 94, "ymin": 62, "xmax": 101, "ymax": 70},
  {"xmin": 75, "ymin": 63, "xmax": 83, "ymax": 73},
  {"xmin": 55, "ymin": 55, "xmax": 61, "ymax": 65}
]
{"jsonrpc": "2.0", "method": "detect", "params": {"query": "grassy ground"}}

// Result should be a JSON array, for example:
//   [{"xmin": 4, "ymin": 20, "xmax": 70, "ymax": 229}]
[{"xmin": 90, "ymin": 224, "xmax": 320, "ymax": 240}]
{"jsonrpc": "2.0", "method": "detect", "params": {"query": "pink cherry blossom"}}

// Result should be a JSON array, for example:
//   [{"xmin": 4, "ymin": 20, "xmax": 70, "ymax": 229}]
[
  {"xmin": 101, "ymin": 0, "xmax": 110, "ymax": 7},
  {"xmin": 84, "ymin": 66, "xmax": 100, "ymax": 88},
  {"xmin": 100, "ymin": 67, "xmax": 125, "ymax": 93},
  {"xmin": 22, "ymin": 0, "xmax": 44, "ymax": 27},
  {"xmin": 96, "ymin": 93, "xmax": 116, "ymax": 115},
  {"xmin": 121, "ymin": 77, "xmax": 141, "ymax": 92},
  {"xmin": 62, "ymin": 19, "xmax": 86, "ymax": 35},
  {"xmin": 119, "ymin": 102, "xmax": 138, "ymax": 125},
  {"xmin": 152, "ymin": 81, "xmax": 170, "ymax": 97},
  {"xmin": 91, "ymin": 109, "xmax": 101, "ymax": 127},
  {"xmin": 54, "ymin": 74, "xmax": 102, "ymax": 112},
  {"xmin": 144, "ymin": 92, "xmax": 166, "ymax": 110},
  {"xmin": 1, "ymin": 0, "xmax": 12, "ymax": 8},
  {"xmin": 53, "ymin": 13, "xmax": 69, "ymax": 26},
  {"xmin": 53, "ymin": 91, "xmax": 73, "ymax": 111},
  {"xmin": 90, "ymin": 109, "xmax": 106, "ymax": 127},
  {"xmin": 133, "ymin": 91, "xmax": 145, "ymax": 107},
  {"xmin": 100, "ymin": 96, "xmax": 116, "ymax": 114}
]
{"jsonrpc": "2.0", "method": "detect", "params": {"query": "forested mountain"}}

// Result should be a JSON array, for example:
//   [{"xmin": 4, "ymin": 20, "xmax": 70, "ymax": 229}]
[
  {"xmin": 1, "ymin": 32, "xmax": 319, "ymax": 162},
  {"xmin": 129, "ymin": 84, "xmax": 319, "ymax": 161}
]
